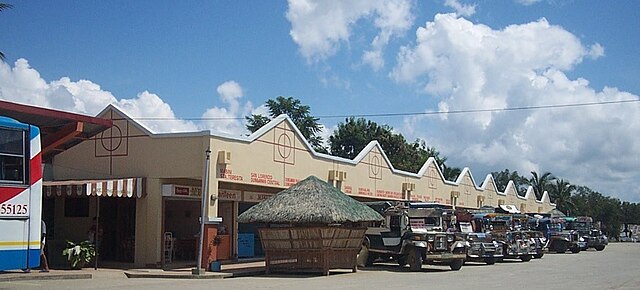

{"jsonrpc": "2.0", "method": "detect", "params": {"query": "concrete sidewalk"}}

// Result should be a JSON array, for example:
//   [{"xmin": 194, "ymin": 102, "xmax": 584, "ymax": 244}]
[
  {"xmin": 0, "ymin": 269, "xmax": 92, "ymax": 282},
  {"xmin": 124, "ymin": 260, "xmax": 265, "ymax": 279},
  {"xmin": 0, "ymin": 261, "xmax": 266, "ymax": 281}
]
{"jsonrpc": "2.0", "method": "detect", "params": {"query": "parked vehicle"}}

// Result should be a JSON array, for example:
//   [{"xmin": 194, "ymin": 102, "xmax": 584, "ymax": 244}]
[
  {"xmin": 523, "ymin": 230, "xmax": 546, "ymax": 258},
  {"xmin": 454, "ymin": 211, "xmax": 503, "ymax": 265},
  {"xmin": 567, "ymin": 216, "xmax": 608, "ymax": 251},
  {"xmin": 358, "ymin": 202, "xmax": 467, "ymax": 271},
  {"xmin": 480, "ymin": 213, "xmax": 532, "ymax": 262},
  {"xmin": 533, "ymin": 218, "xmax": 582, "ymax": 253},
  {"xmin": 0, "ymin": 117, "xmax": 43, "ymax": 271}
]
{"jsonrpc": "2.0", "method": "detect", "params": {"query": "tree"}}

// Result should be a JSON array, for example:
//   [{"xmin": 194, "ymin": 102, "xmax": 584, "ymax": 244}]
[
  {"xmin": 0, "ymin": 3, "xmax": 12, "ymax": 62},
  {"xmin": 490, "ymin": 169, "xmax": 528, "ymax": 193},
  {"xmin": 528, "ymin": 171, "xmax": 555, "ymax": 200},
  {"xmin": 441, "ymin": 164, "xmax": 462, "ymax": 182},
  {"xmin": 246, "ymin": 96, "xmax": 326, "ymax": 153},
  {"xmin": 328, "ymin": 117, "xmax": 444, "ymax": 173},
  {"xmin": 549, "ymin": 179, "xmax": 575, "ymax": 215}
]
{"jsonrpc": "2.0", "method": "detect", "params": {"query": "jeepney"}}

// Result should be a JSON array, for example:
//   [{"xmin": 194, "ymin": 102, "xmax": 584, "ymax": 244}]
[
  {"xmin": 533, "ymin": 217, "xmax": 582, "ymax": 253},
  {"xmin": 513, "ymin": 214, "xmax": 545, "ymax": 259},
  {"xmin": 566, "ymin": 216, "xmax": 608, "ymax": 251},
  {"xmin": 481, "ymin": 213, "xmax": 532, "ymax": 262},
  {"xmin": 454, "ymin": 211, "xmax": 503, "ymax": 265},
  {"xmin": 358, "ymin": 202, "xmax": 467, "ymax": 271}
]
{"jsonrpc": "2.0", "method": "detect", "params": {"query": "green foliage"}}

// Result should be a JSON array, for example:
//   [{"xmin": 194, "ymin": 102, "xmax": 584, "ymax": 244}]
[
  {"xmin": 527, "ymin": 171, "xmax": 556, "ymax": 200},
  {"xmin": 549, "ymin": 179, "xmax": 575, "ymax": 215},
  {"xmin": 245, "ymin": 96, "xmax": 326, "ymax": 153},
  {"xmin": 441, "ymin": 164, "xmax": 462, "ymax": 182},
  {"xmin": 62, "ymin": 240, "xmax": 96, "ymax": 269},
  {"xmin": 490, "ymin": 169, "xmax": 528, "ymax": 193},
  {"xmin": 328, "ymin": 117, "xmax": 446, "ymax": 173}
]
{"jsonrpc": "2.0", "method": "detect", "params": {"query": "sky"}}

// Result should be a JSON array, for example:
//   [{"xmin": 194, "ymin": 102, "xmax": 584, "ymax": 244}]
[{"xmin": 1, "ymin": 0, "xmax": 639, "ymax": 202}]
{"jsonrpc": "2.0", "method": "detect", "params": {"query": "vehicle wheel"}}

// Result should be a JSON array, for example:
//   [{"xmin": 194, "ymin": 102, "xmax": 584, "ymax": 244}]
[
  {"xmin": 595, "ymin": 245, "xmax": 605, "ymax": 251},
  {"xmin": 407, "ymin": 247, "xmax": 423, "ymax": 271},
  {"xmin": 450, "ymin": 259, "xmax": 464, "ymax": 271},
  {"xmin": 357, "ymin": 244, "xmax": 375, "ymax": 267},
  {"xmin": 520, "ymin": 255, "xmax": 532, "ymax": 262},
  {"xmin": 570, "ymin": 246, "xmax": 581, "ymax": 254},
  {"xmin": 555, "ymin": 242, "xmax": 568, "ymax": 253},
  {"xmin": 534, "ymin": 253, "xmax": 544, "ymax": 259},
  {"xmin": 484, "ymin": 257, "xmax": 496, "ymax": 265}
]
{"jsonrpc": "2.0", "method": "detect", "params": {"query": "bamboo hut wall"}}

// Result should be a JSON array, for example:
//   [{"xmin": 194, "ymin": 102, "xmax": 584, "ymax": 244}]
[{"xmin": 258, "ymin": 226, "xmax": 366, "ymax": 275}]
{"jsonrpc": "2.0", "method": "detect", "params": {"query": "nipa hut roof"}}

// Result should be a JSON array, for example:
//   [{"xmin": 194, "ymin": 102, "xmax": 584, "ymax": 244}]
[{"xmin": 237, "ymin": 176, "xmax": 383, "ymax": 224}]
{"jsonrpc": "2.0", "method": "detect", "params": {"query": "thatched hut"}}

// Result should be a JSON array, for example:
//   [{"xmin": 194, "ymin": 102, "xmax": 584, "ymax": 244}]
[{"xmin": 238, "ymin": 176, "xmax": 383, "ymax": 275}]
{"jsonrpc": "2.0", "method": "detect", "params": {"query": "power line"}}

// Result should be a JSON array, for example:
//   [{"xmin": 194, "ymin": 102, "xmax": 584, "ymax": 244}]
[{"xmin": 131, "ymin": 98, "xmax": 640, "ymax": 121}]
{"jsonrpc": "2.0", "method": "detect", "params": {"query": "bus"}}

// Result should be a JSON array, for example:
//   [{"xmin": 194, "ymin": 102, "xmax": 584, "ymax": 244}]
[{"xmin": 0, "ymin": 116, "xmax": 42, "ymax": 271}]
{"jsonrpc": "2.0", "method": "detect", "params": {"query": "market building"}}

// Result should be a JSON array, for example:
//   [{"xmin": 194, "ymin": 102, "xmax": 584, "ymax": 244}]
[{"xmin": 44, "ymin": 104, "xmax": 555, "ymax": 268}]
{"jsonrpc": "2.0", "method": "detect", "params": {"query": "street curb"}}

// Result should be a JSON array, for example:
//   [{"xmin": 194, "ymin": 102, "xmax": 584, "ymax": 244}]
[
  {"xmin": 124, "ymin": 271, "xmax": 232, "ymax": 279},
  {"xmin": 0, "ymin": 273, "xmax": 92, "ymax": 282},
  {"xmin": 226, "ymin": 269, "xmax": 266, "ymax": 278}
]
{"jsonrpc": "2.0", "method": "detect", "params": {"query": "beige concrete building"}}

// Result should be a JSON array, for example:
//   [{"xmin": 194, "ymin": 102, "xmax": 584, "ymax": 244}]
[{"xmin": 48, "ymin": 105, "xmax": 555, "ymax": 267}]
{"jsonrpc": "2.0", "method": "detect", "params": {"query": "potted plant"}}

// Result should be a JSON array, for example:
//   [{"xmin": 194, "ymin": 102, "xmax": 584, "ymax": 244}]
[{"xmin": 62, "ymin": 240, "xmax": 96, "ymax": 269}]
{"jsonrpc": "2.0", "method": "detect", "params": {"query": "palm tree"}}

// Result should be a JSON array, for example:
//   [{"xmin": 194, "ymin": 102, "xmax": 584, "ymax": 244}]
[
  {"xmin": 550, "ymin": 179, "xmax": 576, "ymax": 215},
  {"xmin": 528, "ymin": 171, "xmax": 555, "ymax": 200},
  {"xmin": 0, "ymin": 3, "xmax": 12, "ymax": 62}
]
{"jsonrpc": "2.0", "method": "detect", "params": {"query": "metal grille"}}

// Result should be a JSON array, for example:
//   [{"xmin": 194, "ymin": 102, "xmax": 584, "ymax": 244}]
[{"xmin": 435, "ymin": 236, "xmax": 447, "ymax": 250}]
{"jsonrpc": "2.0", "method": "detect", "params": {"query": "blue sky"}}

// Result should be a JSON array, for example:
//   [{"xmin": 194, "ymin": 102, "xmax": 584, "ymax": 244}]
[{"xmin": 1, "ymin": 0, "xmax": 639, "ymax": 202}]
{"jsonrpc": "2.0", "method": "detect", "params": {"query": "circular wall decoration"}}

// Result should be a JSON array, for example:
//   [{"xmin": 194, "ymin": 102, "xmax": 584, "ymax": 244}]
[
  {"xmin": 100, "ymin": 125, "xmax": 123, "ymax": 152},
  {"xmin": 371, "ymin": 154, "xmax": 381, "ymax": 176},
  {"xmin": 277, "ymin": 133, "xmax": 292, "ymax": 159}
]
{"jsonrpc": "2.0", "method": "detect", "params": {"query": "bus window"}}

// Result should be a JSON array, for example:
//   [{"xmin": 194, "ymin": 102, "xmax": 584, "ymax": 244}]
[{"xmin": 0, "ymin": 128, "xmax": 26, "ymax": 184}]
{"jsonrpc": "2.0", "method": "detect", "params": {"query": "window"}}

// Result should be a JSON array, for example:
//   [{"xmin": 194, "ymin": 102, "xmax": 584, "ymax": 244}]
[{"xmin": 0, "ymin": 128, "xmax": 27, "ymax": 184}]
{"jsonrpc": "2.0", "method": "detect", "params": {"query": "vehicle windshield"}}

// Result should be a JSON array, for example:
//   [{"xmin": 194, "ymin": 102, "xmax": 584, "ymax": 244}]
[
  {"xmin": 569, "ymin": 222, "xmax": 590, "ymax": 232},
  {"xmin": 490, "ymin": 221, "xmax": 508, "ymax": 232},
  {"xmin": 410, "ymin": 217, "xmax": 440, "ymax": 229}
]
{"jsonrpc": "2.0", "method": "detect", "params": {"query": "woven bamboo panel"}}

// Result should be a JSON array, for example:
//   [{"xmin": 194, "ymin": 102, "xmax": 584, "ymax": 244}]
[{"xmin": 258, "ymin": 227, "xmax": 365, "ymax": 275}]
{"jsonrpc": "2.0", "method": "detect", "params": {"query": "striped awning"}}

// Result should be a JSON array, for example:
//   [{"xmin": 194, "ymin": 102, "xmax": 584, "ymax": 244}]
[{"xmin": 44, "ymin": 178, "xmax": 145, "ymax": 198}]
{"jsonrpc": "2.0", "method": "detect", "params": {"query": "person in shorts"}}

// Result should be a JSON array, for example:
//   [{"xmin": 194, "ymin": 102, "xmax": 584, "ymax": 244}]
[{"xmin": 40, "ymin": 220, "xmax": 50, "ymax": 272}]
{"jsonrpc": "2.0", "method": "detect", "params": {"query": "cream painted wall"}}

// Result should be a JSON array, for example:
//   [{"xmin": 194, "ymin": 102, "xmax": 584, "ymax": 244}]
[
  {"xmin": 134, "ymin": 178, "xmax": 163, "ymax": 267},
  {"xmin": 49, "ymin": 106, "xmax": 556, "ymax": 266}
]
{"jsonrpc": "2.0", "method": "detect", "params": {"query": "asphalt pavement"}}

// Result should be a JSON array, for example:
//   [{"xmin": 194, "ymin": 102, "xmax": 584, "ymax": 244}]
[{"xmin": 1, "ymin": 242, "xmax": 638, "ymax": 290}]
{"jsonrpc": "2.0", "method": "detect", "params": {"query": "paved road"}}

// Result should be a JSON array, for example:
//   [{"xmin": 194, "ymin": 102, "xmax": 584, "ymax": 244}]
[{"xmin": 2, "ymin": 243, "xmax": 638, "ymax": 290}]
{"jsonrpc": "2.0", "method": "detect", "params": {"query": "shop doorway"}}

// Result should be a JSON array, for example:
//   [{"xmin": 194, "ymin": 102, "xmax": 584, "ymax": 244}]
[
  {"xmin": 97, "ymin": 198, "xmax": 136, "ymax": 263},
  {"xmin": 163, "ymin": 198, "xmax": 200, "ymax": 263}
]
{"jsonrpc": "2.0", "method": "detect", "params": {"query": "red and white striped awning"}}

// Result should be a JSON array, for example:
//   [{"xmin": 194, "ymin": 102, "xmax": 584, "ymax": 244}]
[{"xmin": 44, "ymin": 178, "xmax": 145, "ymax": 198}]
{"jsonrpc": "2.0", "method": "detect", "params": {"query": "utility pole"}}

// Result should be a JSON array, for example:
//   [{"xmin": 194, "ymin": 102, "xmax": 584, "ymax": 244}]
[{"xmin": 193, "ymin": 148, "xmax": 211, "ymax": 275}]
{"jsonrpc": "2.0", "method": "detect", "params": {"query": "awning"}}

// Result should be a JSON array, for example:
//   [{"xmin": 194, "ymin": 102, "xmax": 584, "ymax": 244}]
[
  {"xmin": 498, "ymin": 204, "xmax": 521, "ymax": 214},
  {"xmin": 44, "ymin": 178, "xmax": 145, "ymax": 198}
]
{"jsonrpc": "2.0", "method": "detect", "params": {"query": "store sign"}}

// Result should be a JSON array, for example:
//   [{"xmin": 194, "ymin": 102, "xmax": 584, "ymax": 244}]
[
  {"xmin": 162, "ymin": 184, "xmax": 201, "ymax": 198},
  {"xmin": 243, "ymin": 191, "xmax": 273, "ymax": 203},
  {"xmin": 218, "ymin": 189, "xmax": 242, "ymax": 201}
]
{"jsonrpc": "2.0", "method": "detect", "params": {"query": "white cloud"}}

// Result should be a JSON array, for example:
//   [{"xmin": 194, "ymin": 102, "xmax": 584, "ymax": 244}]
[
  {"xmin": 0, "ymin": 59, "xmax": 260, "ymax": 136},
  {"xmin": 200, "ymin": 80, "xmax": 255, "ymax": 137},
  {"xmin": 444, "ymin": 0, "xmax": 476, "ymax": 17},
  {"xmin": 393, "ymin": 14, "xmax": 640, "ymax": 202},
  {"xmin": 286, "ymin": 0, "xmax": 414, "ymax": 70},
  {"xmin": 516, "ymin": 0, "xmax": 542, "ymax": 6},
  {"xmin": 0, "ymin": 59, "xmax": 116, "ymax": 115},
  {"xmin": 114, "ymin": 91, "xmax": 199, "ymax": 133}
]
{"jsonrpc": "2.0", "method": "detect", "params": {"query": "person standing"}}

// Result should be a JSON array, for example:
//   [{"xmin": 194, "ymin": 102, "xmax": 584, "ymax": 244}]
[{"xmin": 40, "ymin": 220, "xmax": 50, "ymax": 272}]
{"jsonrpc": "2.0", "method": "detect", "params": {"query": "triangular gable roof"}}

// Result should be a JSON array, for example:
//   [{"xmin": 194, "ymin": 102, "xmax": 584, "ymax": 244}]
[
  {"xmin": 93, "ymin": 106, "xmax": 551, "ymax": 205},
  {"xmin": 455, "ymin": 167, "xmax": 480, "ymax": 189},
  {"xmin": 97, "ymin": 104, "xmax": 155, "ymax": 137},
  {"xmin": 480, "ymin": 174, "xmax": 500, "ymax": 193}
]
